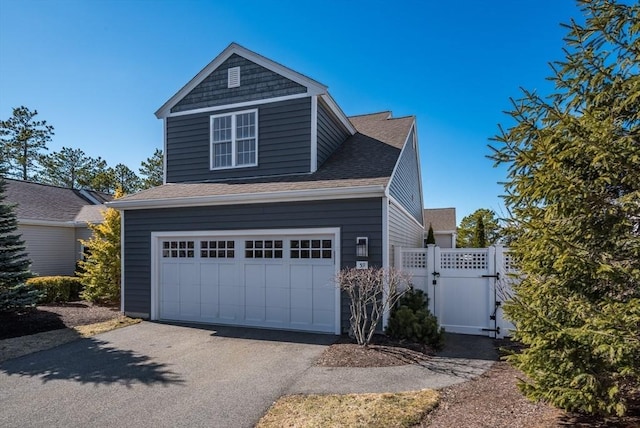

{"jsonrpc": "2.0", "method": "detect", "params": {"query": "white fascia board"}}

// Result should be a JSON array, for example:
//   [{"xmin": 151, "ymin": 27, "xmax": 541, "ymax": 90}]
[
  {"xmin": 412, "ymin": 120, "xmax": 426, "ymax": 223},
  {"xmin": 320, "ymin": 93, "xmax": 356, "ymax": 135},
  {"xmin": 155, "ymin": 43, "xmax": 327, "ymax": 119},
  {"xmin": 18, "ymin": 219, "xmax": 76, "ymax": 228},
  {"xmin": 108, "ymin": 185, "xmax": 386, "ymax": 210}
]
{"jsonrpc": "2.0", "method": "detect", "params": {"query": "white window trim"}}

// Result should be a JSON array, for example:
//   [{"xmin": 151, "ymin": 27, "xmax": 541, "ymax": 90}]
[{"xmin": 209, "ymin": 108, "xmax": 259, "ymax": 170}]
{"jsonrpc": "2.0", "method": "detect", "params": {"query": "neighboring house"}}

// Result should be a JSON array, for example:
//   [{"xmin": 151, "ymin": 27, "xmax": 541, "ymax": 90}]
[
  {"xmin": 4, "ymin": 179, "xmax": 111, "ymax": 276},
  {"xmin": 110, "ymin": 43, "xmax": 424, "ymax": 334},
  {"xmin": 423, "ymin": 208, "xmax": 457, "ymax": 248}
]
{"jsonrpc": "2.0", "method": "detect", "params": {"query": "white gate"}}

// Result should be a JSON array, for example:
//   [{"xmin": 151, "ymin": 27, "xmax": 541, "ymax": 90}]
[{"xmin": 397, "ymin": 245, "xmax": 515, "ymax": 338}]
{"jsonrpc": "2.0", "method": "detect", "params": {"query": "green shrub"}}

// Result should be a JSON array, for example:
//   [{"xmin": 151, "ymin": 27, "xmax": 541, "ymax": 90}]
[
  {"xmin": 26, "ymin": 276, "xmax": 84, "ymax": 303},
  {"xmin": 386, "ymin": 288, "xmax": 445, "ymax": 350}
]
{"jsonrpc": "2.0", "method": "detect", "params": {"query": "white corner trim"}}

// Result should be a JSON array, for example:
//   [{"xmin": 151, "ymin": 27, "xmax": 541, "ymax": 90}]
[
  {"xmin": 163, "ymin": 118, "xmax": 168, "ymax": 185},
  {"xmin": 310, "ymin": 95, "xmax": 318, "ymax": 173},
  {"xmin": 411, "ymin": 121, "xmax": 426, "ymax": 222},
  {"xmin": 382, "ymin": 196, "xmax": 389, "ymax": 269},
  {"xmin": 166, "ymin": 93, "xmax": 310, "ymax": 118},
  {"xmin": 155, "ymin": 43, "xmax": 327, "ymax": 119},
  {"xmin": 320, "ymin": 93, "xmax": 356, "ymax": 135},
  {"xmin": 108, "ymin": 185, "xmax": 386, "ymax": 210},
  {"xmin": 120, "ymin": 211, "xmax": 125, "ymax": 314}
]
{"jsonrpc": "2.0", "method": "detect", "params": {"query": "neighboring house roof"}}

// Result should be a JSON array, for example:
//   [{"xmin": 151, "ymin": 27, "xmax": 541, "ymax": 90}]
[
  {"xmin": 74, "ymin": 205, "xmax": 108, "ymax": 223},
  {"xmin": 4, "ymin": 179, "xmax": 112, "ymax": 224},
  {"xmin": 423, "ymin": 208, "xmax": 457, "ymax": 231},
  {"xmin": 111, "ymin": 112, "xmax": 415, "ymax": 209}
]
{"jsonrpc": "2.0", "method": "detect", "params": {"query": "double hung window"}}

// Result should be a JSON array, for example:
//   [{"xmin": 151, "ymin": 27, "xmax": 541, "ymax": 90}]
[{"xmin": 210, "ymin": 109, "xmax": 258, "ymax": 169}]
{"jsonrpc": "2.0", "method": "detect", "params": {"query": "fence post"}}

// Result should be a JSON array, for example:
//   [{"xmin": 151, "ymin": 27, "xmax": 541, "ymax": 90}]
[
  {"xmin": 494, "ymin": 243, "xmax": 506, "ymax": 338},
  {"xmin": 427, "ymin": 244, "xmax": 437, "ymax": 316}
]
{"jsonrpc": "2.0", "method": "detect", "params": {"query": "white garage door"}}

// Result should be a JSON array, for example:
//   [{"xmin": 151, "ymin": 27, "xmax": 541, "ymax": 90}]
[{"xmin": 155, "ymin": 230, "xmax": 338, "ymax": 333}]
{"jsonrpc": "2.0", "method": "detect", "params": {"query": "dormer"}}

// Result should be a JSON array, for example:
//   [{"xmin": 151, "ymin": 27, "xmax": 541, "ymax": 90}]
[{"xmin": 155, "ymin": 43, "xmax": 355, "ymax": 184}]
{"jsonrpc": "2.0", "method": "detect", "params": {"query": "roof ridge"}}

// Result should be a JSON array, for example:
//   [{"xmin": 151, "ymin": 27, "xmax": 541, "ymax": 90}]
[{"xmin": 348, "ymin": 111, "xmax": 392, "ymax": 119}]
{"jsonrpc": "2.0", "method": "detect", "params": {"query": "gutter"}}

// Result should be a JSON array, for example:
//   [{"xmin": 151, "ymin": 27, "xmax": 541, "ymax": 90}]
[{"xmin": 108, "ymin": 185, "xmax": 387, "ymax": 210}]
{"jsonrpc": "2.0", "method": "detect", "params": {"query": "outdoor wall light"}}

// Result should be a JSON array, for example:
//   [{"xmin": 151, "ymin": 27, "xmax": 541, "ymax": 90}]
[{"xmin": 356, "ymin": 237, "xmax": 369, "ymax": 258}]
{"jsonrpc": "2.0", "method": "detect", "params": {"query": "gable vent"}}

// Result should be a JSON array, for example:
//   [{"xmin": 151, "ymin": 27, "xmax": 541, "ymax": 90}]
[{"xmin": 228, "ymin": 66, "xmax": 240, "ymax": 88}]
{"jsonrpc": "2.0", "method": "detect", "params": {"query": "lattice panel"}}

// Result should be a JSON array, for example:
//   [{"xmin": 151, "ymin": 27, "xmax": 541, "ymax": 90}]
[
  {"xmin": 503, "ymin": 252, "xmax": 516, "ymax": 271},
  {"xmin": 440, "ymin": 251, "xmax": 487, "ymax": 270},
  {"xmin": 401, "ymin": 251, "xmax": 427, "ymax": 269}
]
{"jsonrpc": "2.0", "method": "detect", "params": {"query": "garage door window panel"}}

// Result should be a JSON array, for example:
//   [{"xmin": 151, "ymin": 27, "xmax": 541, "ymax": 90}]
[
  {"xmin": 201, "ymin": 240, "xmax": 235, "ymax": 258},
  {"xmin": 245, "ymin": 240, "xmax": 283, "ymax": 259},
  {"xmin": 162, "ymin": 240, "xmax": 195, "ymax": 258},
  {"xmin": 290, "ymin": 239, "xmax": 332, "ymax": 259}
]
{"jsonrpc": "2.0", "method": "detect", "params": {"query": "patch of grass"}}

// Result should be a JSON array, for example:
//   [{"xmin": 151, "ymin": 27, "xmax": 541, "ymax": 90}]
[
  {"xmin": 74, "ymin": 316, "xmax": 141, "ymax": 337},
  {"xmin": 256, "ymin": 389, "xmax": 439, "ymax": 428}
]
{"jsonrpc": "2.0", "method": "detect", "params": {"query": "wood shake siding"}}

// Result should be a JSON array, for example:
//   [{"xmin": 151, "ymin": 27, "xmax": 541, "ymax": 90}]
[
  {"xmin": 388, "ymin": 129, "xmax": 423, "ymax": 223},
  {"xmin": 166, "ymin": 97, "xmax": 312, "ymax": 182},
  {"xmin": 171, "ymin": 54, "xmax": 307, "ymax": 113},
  {"xmin": 122, "ymin": 198, "xmax": 383, "ymax": 332},
  {"xmin": 317, "ymin": 100, "xmax": 350, "ymax": 167}
]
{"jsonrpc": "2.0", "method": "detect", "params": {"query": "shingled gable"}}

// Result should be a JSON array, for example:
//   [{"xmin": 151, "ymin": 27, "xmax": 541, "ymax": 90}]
[
  {"xmin": 110, "ymin": 112, "xmax": 415, "ymax": 209},
  {"xmin": 155, "ymin": 43, "xmax": 355, "ymax": 134},
  {"xmin": 4, "ymin": 179, "xmax": 111, "ymax": 224}
]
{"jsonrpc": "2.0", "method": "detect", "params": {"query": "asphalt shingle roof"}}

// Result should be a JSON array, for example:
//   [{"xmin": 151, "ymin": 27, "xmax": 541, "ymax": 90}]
[
  {"xmin": 4, "ymin": 179, "xmax": 111, "ymax": 223},
  {"xmin": 423, "ymin": 208, "xmax": 457, "ymax": 231},
  {"xmin": 117, "ymin": 111, "xmax": 414, "ymax": 203}
]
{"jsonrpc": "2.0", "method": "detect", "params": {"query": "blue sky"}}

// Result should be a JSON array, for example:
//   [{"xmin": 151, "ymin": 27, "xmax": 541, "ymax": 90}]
[{"xmin": 0, "ymin": 0, "xmax": 582, "ymax": 222}]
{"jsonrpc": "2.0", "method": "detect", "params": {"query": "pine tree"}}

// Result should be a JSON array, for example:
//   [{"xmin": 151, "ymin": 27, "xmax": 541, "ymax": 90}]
[
  {"xmin": 139, "ymin": 148, "xmax": 164, "ymax": 189},
  {"xmin": 490, "ymin": 0, "xmax": 640, "ymax": 416},
  {"xmin": 473, "ymin": 216, "xmax": 486, "ymax": 248},
  {"xmin": 0, "ymin": 178, "xmax": 39, "ymax": 312},
  {"xmin": 78, "ymin": 188, "xmax": 122, "ymax": 303},
  {"xmin": 425, "ymin": 223, "xmax": 436, "ymax": 246}
]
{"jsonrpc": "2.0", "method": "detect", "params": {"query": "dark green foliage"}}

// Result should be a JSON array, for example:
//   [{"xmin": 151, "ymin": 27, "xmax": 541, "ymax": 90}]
[
  {"xmin": 0, "ymin": 106, "xmax": 53, "ymax": 180},
  {"xmin": 386, "ymin": 288, "xmax": 445, "ymax": 350},
  {"xmin": 425, "ymin": 223, "xmax": 436, "ymax": 246},
  {"xmin": 0, "ymin": 178, "xmax": 39, "ymax": 312},
  {"xmin": 474, "ymin": 216, "xmax": 486, "ymax": 247},
  {"xmin": 139, "ymin": 148, "xmax": 164, "ymax": 189},
  {"xmin": 457, "ymin": 208, "xmax": 501, "ymax": 248},
  {"xmin": 489, "ymin": 0, "xmax": 640, "ymax": 416},
  {"xmin": 27, "ymin": 276, "xmax": 84, "ymax": 303}
]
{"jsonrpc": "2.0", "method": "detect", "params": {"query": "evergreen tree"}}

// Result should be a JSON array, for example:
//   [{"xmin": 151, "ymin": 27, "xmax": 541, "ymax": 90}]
[
  {"xmin": 38, "ymin": 147, "xmax": 95, "ymax": 189},
  {"xmin": 490, "ymin": 0, "xmax": 640, "ymax": 416},
  {"xmin": 473, "ymin": 216, "xmax": 486, "ymax": 247},
  {"xmin": 78, "ymin": 188, "xmax": 123, "ymax": 303},
  {"xmin": 0, "ymin": 106, "xmax": 53, "ymax": 180},
  {"xmin": 112, "ymin": 163, "xmax": 140, "ymax": 194},
  {"xmin": 139, "ymin": 148, "xmax": 163, "ymax": 189},
  {"xmin": 0, "ymin": 179, "xmax": 39, "ymax": 311},
  {"xmin": 457, "ymin": 208, "xmax": 500, "ymax": 247},
  {"xmin": 425, "ymin": 223, "xmax": 436, "ymax": 246}
]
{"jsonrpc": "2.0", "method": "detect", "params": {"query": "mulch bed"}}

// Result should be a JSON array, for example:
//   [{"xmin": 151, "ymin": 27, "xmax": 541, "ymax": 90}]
[
  {"xmin": 315, "ymin": 335, "xmax": 434, "ymax": 367},
  {"xmin": 0, "ymin": 301, "xmax": 121, "ymax": 340}
]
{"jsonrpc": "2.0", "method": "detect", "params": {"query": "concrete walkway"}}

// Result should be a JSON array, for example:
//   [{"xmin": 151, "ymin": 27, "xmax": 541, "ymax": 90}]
[{"xmin": 291, "ymin": 333, "xmax": 498, "ymax": 394}]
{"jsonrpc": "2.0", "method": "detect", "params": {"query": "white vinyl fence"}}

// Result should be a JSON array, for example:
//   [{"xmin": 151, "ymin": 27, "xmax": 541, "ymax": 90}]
[{"xmin": 396, "ymin": 244, "xmax": 516, "ymax": 338}]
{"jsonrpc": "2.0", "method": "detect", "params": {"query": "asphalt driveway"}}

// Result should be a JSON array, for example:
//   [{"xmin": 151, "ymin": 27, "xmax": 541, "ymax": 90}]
[{"xmin": 0, "ymin": 322, "xmax": 335, "ymax": 428}]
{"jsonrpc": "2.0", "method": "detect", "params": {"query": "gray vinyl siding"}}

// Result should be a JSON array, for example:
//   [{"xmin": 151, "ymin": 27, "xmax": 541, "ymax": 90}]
[
  {"xmin": 19, "ymin": 224, "xmax": 77, "ymax": 276},
  {"xmin": 388, "ymin": 128, "xmax": 423, "ymax": 223},
  {"xmin": 123, "ymin": 198, "xmax": 383, "ymax": 332},
  {"xmin": 388, "ymin": 201, "xmax": 424, "ymax": 267},
  {"xmin": 166, "ymin": 97, "xmax": 312, "ymax": 182},
  {"xmin": 172, "ymin": 54, "xmax": 307, "ymax": 113},
  {"xmin": 316, "ymin": 99, "xmax": 350, "ymax": 167}
]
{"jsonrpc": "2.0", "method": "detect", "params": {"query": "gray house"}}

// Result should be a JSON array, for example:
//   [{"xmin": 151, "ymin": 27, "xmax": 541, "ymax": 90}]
[
  {"xmin": 4, "ymin": 179, "xmax": 111, "ymax": 276},
  {"xmin": 110, "ymin": 43, "xmax": 424, "ymax": 334},
  {"xmin": 423, "ymin": 208, "xmax": 457, "ymax": 248}
]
